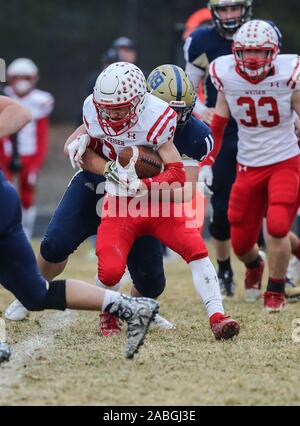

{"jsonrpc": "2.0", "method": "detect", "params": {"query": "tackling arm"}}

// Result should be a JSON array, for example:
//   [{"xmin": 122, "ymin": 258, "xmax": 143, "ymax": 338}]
[{"xmin": 142, "ymin": 139, "xmax": 185, "ymax": 190}]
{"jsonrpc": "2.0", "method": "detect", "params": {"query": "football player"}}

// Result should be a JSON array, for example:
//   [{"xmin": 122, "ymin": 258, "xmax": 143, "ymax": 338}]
[
  {"xmin": 67, "ymin": 62, "xmax": 240, "ymax": 340},
  {"xmin": 184, "ymin": 0, "xmax": 253, "ymax": 297},
  {"xmin": 0, "ymin": 58, "xmax": 54, "ymax": 239},
  {"xmin": 206, "ymin": 20, "xmax": 300, "ymax": 311},
  {"xmin": 6, "ymin": 64, "xmax": 239, "ymax": 340},
  {"xmin": 0, "ymin": 95, "xmax": 158, "ymax": 361},
  {"xmin": 5, "ymin": 65, "xmax": 212, "ymax": 333}
]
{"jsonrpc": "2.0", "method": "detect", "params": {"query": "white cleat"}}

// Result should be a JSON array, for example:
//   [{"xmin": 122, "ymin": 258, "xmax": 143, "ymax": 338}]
[
  {"xmin": 152, "ymin": 314, "xmax": 176, "ymax": 330},
  {"xmin": 5, "ymin": 299, "xmax": 29, "ymax": 321},
  {"xmin": 287, "ymin": 256, "xmax": 300, "ymax": 286},
  {"xmin": 244, "ymin": 289, "xmax": 261, "ymax": 303}
]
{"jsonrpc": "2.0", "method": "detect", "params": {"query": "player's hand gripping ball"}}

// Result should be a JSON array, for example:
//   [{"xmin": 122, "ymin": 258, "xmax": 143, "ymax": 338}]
[{"xmin": 118, "ymin": 146, "xmax": 162, "ymax": 179}]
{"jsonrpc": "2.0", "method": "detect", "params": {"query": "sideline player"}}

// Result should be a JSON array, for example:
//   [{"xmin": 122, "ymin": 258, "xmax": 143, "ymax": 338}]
[
  {"xmin": 71, "ymin": 62, "xmax": 240, "ymax": 339},
  {"xmin": 184, "ymin": 0, "xmax": 253, "ymax": 296},
  {"xmin": 0, "ymin": 58, "xmax": 54, "ymax": 239},
  {"xmin": 206, "ymin": 20, "xmax": 300, "ymax": 311},
  {"xmin": 0, "ymin": 95, "xmax": 158, "ymax": 361}
]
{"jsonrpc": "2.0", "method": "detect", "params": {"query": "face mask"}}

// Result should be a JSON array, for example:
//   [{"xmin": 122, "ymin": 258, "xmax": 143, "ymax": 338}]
[{"xmin": 13, "ymin": 79, "xmax": 33, "ymax": 95}]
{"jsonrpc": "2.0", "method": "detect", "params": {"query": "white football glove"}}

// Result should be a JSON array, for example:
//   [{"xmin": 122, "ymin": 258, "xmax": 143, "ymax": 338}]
[
  {"xmin": 198, "ymin": 165, "xmax": 213, "ymax": 198},
  {"xmin": 67, "ymin": 134, "xmax": 90, "ymax": 169},
  {"xmin": 124, "ymin": 158, "xmax": 141, "ymax": 194}
]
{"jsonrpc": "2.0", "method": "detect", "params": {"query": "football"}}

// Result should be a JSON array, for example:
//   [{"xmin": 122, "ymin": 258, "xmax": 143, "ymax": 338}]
[{"xmin": 118, "ymin": 146, "xmax": 163, "ymax": 178}]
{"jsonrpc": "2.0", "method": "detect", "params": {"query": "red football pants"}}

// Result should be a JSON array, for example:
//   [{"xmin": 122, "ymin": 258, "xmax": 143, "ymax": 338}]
[
  {"xmin": 229, "ymin": 155, "xmax": 300, "ymax": 256},
  {"xmin": 0, "ymin": 154, "xmax": 38, "ymax": 208},
  {"xmin": 96, "ymin": 196, "xmax": 208, "ymax": 286}
]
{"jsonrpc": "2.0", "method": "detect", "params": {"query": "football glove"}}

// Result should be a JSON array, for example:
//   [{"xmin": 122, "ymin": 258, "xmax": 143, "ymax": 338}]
[
  {"xmin": 198, "ymin": 165, "xmax": 213, "ymax": 198},
  {"xmin": 67, "ymin": 134, "xmax": 90, "ymax": 169}
]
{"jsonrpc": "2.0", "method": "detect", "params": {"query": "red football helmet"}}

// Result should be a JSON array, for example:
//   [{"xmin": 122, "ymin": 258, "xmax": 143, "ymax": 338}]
[
  {"xmin": 93, "ymin": 62, "xmax": 147, "ymax": 136},
  {"xmin": 233, "ymin": 20, "xmax": 280, "ymax": 83}
]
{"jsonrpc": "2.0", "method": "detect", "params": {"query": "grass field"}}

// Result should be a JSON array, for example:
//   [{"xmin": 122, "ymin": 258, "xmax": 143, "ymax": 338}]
[{"xmin": 1, "ymin": 240, "xmax": 300, "ymax": 406}]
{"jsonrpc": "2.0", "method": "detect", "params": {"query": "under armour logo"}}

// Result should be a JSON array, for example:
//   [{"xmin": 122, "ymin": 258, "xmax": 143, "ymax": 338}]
[
  {"xmin": 238, "ymin": 165, "xmax": 248, "ymax": 172},
  {"xmin": 270, "ymin": 82, "xmax": 280, "ymax": 88},
  {"xmin": 127, "ymin": 132, "xmax": 136, "ymax": 139}
]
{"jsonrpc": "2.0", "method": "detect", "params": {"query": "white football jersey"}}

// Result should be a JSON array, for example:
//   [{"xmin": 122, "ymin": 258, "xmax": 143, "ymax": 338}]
[
  {"xmin": 82, "ymin": 93, "xmax": 177, "ymax": 161},
  {"xmin": 210, "ymin": 54, "xmax": 300, "ymax": 166},
  {"xmin": 3, "ymin": 86, "xmax": 54, "ymax": 156}
]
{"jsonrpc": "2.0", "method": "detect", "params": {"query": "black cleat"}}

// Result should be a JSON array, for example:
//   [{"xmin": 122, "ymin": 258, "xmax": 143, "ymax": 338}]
[
  {"xmin": 0, "ymin": 342, "xmax": 11, "ymax": 364},
  {"xmin": 218, "ymin": 270, "xmax": 236, "ymax": 297}
]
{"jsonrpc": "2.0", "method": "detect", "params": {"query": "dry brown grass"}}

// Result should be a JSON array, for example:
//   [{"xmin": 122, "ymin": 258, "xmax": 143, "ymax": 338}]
[{"xmin": 1, "ymin": 240, "xmax": 300, "ymax": 406}]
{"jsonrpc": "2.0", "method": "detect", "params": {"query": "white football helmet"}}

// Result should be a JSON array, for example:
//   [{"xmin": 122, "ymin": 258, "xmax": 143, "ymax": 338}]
[
  {"xmin": 233, "ymin": 20, "xmax": 280, "ymax": 83},
  {"xmin": 7, "ymin": 58, "xmax": 39, "ymax": 95},
  {"xmin": 93, "ymin": 62, "xmax": 147, "ymax": 136}
]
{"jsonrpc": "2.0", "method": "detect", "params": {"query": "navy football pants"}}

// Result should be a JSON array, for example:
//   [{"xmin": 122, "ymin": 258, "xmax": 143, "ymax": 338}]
[{"xmin": 0, "ymin": 172, "xmax": 48, "ymax": 310}]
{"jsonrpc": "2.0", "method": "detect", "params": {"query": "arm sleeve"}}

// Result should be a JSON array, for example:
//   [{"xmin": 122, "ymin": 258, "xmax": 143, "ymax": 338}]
[{"xmin": 202, "ymin": 113, "xmax": 229, "ymax": 166}]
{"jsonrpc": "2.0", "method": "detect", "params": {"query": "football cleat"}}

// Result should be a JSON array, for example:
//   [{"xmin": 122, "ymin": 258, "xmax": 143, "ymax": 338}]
[
  {"xmin": 244, "ymin": 256, "xmax": 265, "ymax": 302},
  {"xmin": 210, "ymin": 314, "xmax": 240, "ymax": 340},
  {"xmin": 218, "ymin": 270, "xmax": 236, "ymax": 297},
  {"xmin": 285, "ymin": 277, "xmax": 300, "ymax": 302},
  {"xmin": 105, "ymin": 295, "xmax": 159, "ymax": 359},
  {"xmin": 99, "ymin": 312, "xmax": 122, "ymax": 337},
  {"xmin": 151, "ymin": 314, "xmax": 176, "ymax": 330},
  {"xmin": 0, "ymin": 342, "xmax": 11, "ymax": 364},
  {"xmin": 264, "ymin": 291, "xmax": 285, "ymax": 313},
  {"xmin": 5, "ymin": 299, "xmax": 29, "ymax": 321},
  {"xmin": 286, "ymin": 256, "xmax": 300, "ymax": 286}
]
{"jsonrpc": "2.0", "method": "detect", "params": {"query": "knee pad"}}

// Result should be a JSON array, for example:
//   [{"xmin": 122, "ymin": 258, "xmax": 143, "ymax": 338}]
[
  {"xmin": 134, "ymin": 272, "xmax": 166, "ymax": 299},
  {"xmin": 231, "ymin": 226, "xmax": 256, "ymax": 257},
  {"xmin": 267, "ymin": 204, "xmax": 291, "ymax": 238},
  {"xmin": 40, "ymin": 234, "xmax": 71, "ymax": 264},
  {"xmin": 209, "ymin": 220, "xmax": 230, "ymax": 241},
  {"xmin": 98, "ymin": 264, "xmax": 124, "ymax": 287}
]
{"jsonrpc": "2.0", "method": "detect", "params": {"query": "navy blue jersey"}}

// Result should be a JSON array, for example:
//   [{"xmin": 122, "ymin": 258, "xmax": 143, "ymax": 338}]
[
  {"xmin": 174, "ymin": 115, "xmax": 212, "ymax": 162},
  {"xmin": 186, "ymin": 25, "xmax": 237, "ymax": 138}
]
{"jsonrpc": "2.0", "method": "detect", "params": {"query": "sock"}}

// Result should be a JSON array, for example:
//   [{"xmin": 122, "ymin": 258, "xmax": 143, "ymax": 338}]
[
  {"xmin": 189, "ymin": 257, "xmax": 224, "ymax": 317},
  {"xmin": 246, "ymin": 255, "xmax": 262, "ymax": 269},
  {"xmin": 267, "ymin": 278, "xmax": 285, "ymax": 293},
  {"xmin": 217, "ymin": 258, "xmax": 232, "ymax": 275},
  {"xmin": 102, "ymin": 290, "xmax": 122, "ymax": 312},
  {"xmin": 292, "ymin": 241, "xmax": 300, "ymax": 260}
]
